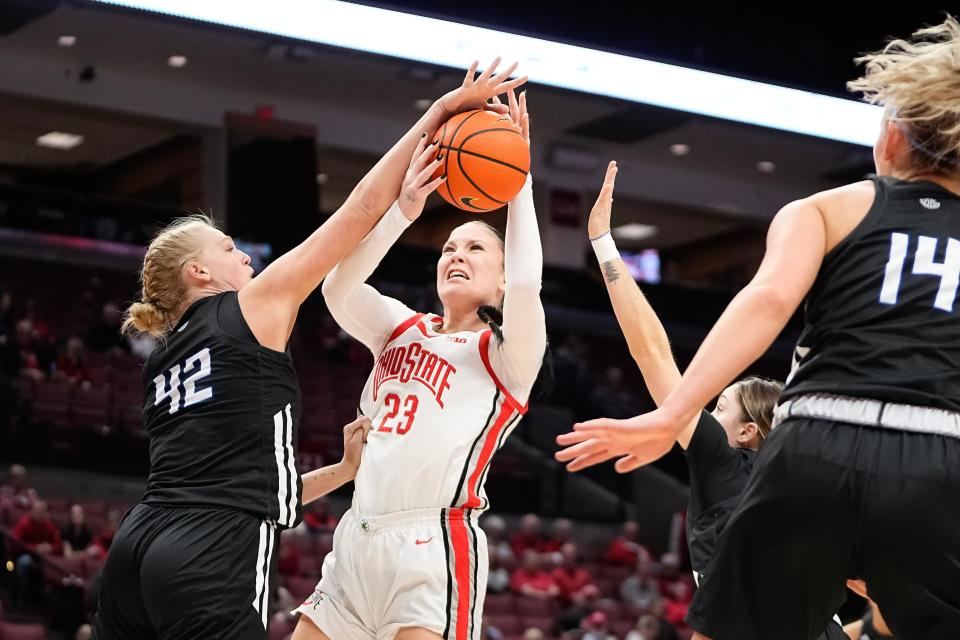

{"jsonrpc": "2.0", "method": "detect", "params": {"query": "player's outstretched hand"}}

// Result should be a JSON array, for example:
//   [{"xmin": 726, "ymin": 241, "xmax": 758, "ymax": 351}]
[
  {"xmin": 437, "ymin": 58, "xmax": 527, "ymax": 118},
  {"xmin": 341, "ymin": 416, "xmax": 372, "ymax": 473},
  {"xmin": 588, "ymin": 161, "xmax": 618, "ymax": 240},
  {"xmin": 398, "ymin": 133, "xmax": 446, "ymax": 220},
  {"xmin": 555, "ymin": 406, "xmax": 692, "ymax": 473},
  {"xmin": 490, "ymin": 88, "xmax": 530, "ymax": 145}
]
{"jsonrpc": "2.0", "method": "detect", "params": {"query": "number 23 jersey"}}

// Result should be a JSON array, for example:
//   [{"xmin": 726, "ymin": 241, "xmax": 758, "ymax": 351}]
[
  {"xmin": 140, "ymin": 292, "xmax": 303, "ymax": 528},
  {"xmin": 354, "ymin": 312, "xmax": 528, "ymax": 516}
]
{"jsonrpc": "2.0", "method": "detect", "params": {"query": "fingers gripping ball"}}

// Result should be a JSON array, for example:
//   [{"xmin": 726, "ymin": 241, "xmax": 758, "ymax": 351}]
[{"xmin": 431, "ymin": 109, "xmax": 530, "ymax": 212}]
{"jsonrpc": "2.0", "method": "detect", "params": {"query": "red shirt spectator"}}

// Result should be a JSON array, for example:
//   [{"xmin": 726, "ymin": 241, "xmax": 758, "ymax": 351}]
[
  {"xmin": 510, "ymin": 513, "xmax": 548, "ymax": 557},
  {"xmin": 552, "ymin": 543, "xmax": 594, "ymax": 603},
  {"xmin": 303, "ymin": 496, "xmax": 338, "ymax": 532},
  {"xmin": 511, "ymin": 550, "xmax": 560, "ymax": 600},
  {"xmin": 604, "ymin": 521, "xmax": 649, "ymax": 566},
  {"xmin": 13, "ymin": 500, "xmax": 62, "ymax": 556},
  {"xmin": 541, "ymin": 518, "xmax": 573, "ymax": 553}
]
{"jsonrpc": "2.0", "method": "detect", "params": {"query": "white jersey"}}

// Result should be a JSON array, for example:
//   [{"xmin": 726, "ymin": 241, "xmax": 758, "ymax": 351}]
[{"xmin": 354, "ymin": 312, "xmax": 527, "ymax": 515}]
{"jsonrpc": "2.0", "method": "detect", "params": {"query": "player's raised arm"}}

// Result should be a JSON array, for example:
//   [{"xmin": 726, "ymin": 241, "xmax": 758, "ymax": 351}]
[{"xmin": 239, "ymin": 59, "xmax": 527, "ymax": 351}]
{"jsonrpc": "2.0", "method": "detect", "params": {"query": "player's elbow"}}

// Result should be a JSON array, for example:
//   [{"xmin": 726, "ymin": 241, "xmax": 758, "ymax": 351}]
[{"xmin": 749, "ymin": 282, "xmax": 798, "ymax": 320}]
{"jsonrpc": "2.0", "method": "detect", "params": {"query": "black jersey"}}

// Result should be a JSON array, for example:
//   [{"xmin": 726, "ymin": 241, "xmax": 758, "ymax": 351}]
[
  {"xmin": 139, "ymin": 292, "xmax": 302, "ymax": 528},
  {"xmin": 782, "ymin": 176, "xmax": 960, "ymax": 411},
  {"xmin": 684, "ymin": 410, "xmax": 755, "ymax": 577}
]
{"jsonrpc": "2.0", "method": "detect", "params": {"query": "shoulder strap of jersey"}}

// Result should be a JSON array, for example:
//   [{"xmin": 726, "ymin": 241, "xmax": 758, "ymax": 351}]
[
  {"xmin": 383, "ymin": 312, "xmax": 426, "ymax": 348},
  {"xmin": 478, "ymin": 329, "xmax": 528, "ymax": 414}
]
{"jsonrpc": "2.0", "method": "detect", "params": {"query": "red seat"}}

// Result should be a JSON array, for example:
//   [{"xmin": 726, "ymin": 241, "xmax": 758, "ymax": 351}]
[
  {"xmin": 520, "ymin": 616, "xmax": 554, "ymax": 633},
  {"xmin": 484, "ymin": 593, "xmax": 516, "ymax": 615},
  {"xmin": 515, "ymin": 598, "xmax": 556, "ymax": 617}
]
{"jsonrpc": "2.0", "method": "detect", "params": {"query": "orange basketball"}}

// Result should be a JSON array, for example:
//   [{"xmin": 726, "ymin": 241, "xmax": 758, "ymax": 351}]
[{"xmin": 431, "ymin": 109, "xmax": 530, "ymax": 212}]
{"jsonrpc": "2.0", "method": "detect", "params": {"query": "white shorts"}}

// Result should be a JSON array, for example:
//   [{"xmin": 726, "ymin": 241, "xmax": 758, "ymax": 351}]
[{"xmin": 295, "ymin": 507, "xmax": 488, "ymax": 640}]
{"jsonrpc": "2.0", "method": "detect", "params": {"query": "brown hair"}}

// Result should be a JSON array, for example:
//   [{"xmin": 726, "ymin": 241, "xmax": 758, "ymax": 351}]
[
  {"xmin": 122, "ymin": 214, "xmax": 217, "ymax": 338},
  {"xmin": 734, "ymin": 376, "xmax": 783, "ymax": 440},
  {"xmin": 847, "ymin": 14, "xmax": 960, "ymax": 173}
]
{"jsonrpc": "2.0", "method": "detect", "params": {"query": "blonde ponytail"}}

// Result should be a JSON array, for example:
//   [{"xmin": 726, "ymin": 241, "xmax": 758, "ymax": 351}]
[{"xmin": 123, "ymin": 214, "xmax": 216, "ymax": 338}]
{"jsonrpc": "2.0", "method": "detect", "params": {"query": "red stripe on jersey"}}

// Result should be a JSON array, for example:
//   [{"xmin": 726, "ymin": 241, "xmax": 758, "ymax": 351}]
[
  {"xmin": 462, "ymin": 399, "xmax": 515, "ymax": 509},
  {"xmin": 384, "ymin": 313, "xmax": 426, "ymax": 347},
  {"xmin": 478, "ymin": 330, "xmax": 528, "ymax": 414},
  {"xmin": 449, "ymin": 509, "xmax": 472, "ymax": 640}
]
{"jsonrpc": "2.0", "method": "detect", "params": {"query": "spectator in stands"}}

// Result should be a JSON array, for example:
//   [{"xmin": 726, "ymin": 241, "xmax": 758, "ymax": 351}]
[
  {"xmin": 589, "ymin": 366, "xmax": 638, "ymax": 419},
  {"xmin": 4, "ymin": 319, "xmax": 47, "ymax": 380},
  {"xmin": 483, "ymin": 616, "xmax": 505, "ymax": 640},
  {"xmin": 302, "ymin": 495, "xmax": 338, "ymax": 532},
  {"xmin": 511, "ymin": 513, "xmax": 547, "ymax": 557},
  {"xmin": 523, "ymin": 628, "xmax": 545, "ymax": 640},
  {"xmin": 654, "ymin": 551, "xmax": 691, "ymax": 598},
  {"xmin": 1, "ymin": 463, "xmax": 37, "ymax": 509},
  {"xmin": 54, "ymin": 337, "xmax": 92, "ymax": 387},
  {"xmin": 0, "ymin": 290, "xmax": 13, "ymax": 344},
  {"xmin": 581, "ymin": 611, "xmax": 614, "ymax": 640},
  {"xmin": 62, "ymin": 504, "xmax": 96, "ymax": 557},
  {"xmin": 84, "ymin": 302, "xmax": 130, "ymax": 353},
  {"xmin": 554, "ymin": 583, "xmax": 601, "ymax": 637},
  {"xmin": 542, "ymin": 517, "xmax": 573, "ymax": 553},
  {"xmin": 619, "ymin": 552, "xmax": 660, "ymax": 612},
  {"xmin": 511, "ymin": 549, "xmax": 560, "ymax": 600},
  {"xmin": 92, "ymin": 508, "xmax": 121, "ymax": 557},
  {"xmin": 481, "ymin": 514, "xmax": 515, "ymax": 564},
  {"xmin": 625, "ymin": 615, "xmax": 662, "ymax": 640},
  {"xmin": 604, "ymin": 521, "xmax": 648, "ymax": 566},
  {"xmin": 552, "ymin": 542, "xmax": 594, "ymax": 604},
  {"xmin": 488, "ymin": 547, "xmax": 512, "ymax": 594},
  {"xmin": 640, "ymin": 598, "xmax": 680, "ymax": 640},
  {"xmin": 13, "ymin": 499, "xmax": 62, "ymax": 602},
  {"xmin": 14, "ymin": 499, "xmax": 63, "ymax": 556}
]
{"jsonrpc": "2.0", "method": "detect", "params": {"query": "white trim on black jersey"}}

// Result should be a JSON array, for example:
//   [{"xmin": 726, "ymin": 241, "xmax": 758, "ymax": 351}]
[
  {"xmin": 252, "ymin": 521, "xmax": 276, "ymax": 629},
  {"xmin": 272, "ymin": 404, "xmax": 299, "ymax": 527}
]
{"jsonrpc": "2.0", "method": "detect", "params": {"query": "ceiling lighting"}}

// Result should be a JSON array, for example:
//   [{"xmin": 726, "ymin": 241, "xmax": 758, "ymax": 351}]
[
  {"xmin": 57, "ymin": 35, "xmax": 77, "ymax": 47},
  {"xmin": 92, "ymin": 0, "xmax": 883, "ymax": 146},
  {"xmin": 612, "ymin": 223, "xmax": 658, "ymax": 241},
  {"xmin": 670, "ymin": 143, "xmax": 690, "ymax": 156},
  {"xmin": 36, "ymin": 131, "xmax": 84, "ymax": 150},
  {"xmin": 756, "ymin": 160, "xmax": 776, "ymax": 173},
  {"xmin": 167, "ymin": 55, "xmax": 188, "ymax": 68}
]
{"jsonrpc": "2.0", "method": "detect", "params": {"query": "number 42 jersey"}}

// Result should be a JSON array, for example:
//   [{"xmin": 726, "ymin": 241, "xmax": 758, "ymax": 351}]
[
  {"xmin": 139, "ymin": 292, "xmax": 303, "ymax": 528},
  {"xmin": 783, "ymin": 176, "xmax": 960, "ymax": 412}
]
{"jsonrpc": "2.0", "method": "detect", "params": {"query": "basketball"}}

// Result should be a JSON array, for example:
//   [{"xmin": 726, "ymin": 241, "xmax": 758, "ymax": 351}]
[{"xmin": 431, "ymin": 109, "xmax": 531, "ymax": 212}]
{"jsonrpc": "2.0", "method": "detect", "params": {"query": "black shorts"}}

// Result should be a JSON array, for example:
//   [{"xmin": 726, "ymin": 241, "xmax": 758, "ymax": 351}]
[
  {"xmin": 686, "ymin": 418, "xmax": 960, "ymax": 640},
  {"xmin": 92, "ymin": 503, "xmax": 280, "ymax": 640}
]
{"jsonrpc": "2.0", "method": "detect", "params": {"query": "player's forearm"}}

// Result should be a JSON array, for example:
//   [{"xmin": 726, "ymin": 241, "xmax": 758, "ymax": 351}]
[
  {"xmin": 300, "ymin": 462, "xmax": 357, "ymax": 505},
  {"xmin": 321, "ymin": 202, "xmax": 411, "ymax": 305},
  {"xmin": 663, "ymin": 282, "xmax": 794, "ymax": 421},
  {"xmin": 594, "ymin": 251, "xmax": 680, "ymax": 407},
  {"xmin": 500, "ymin": 176, "xmax": 546, "ymax": 386},
  {"xmin": 348, "ymin": 103, "xmax": 448, "ymax": 221}
]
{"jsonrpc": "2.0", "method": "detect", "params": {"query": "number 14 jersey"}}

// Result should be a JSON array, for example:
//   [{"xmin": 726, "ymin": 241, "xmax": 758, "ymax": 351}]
[
  {"xmin": 354, "ymin": 312, "xmax": 527, "ymax": 516},
  {"xmin": 783, "ymin": 176, "xmax": 960, "ymax": 411}
]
